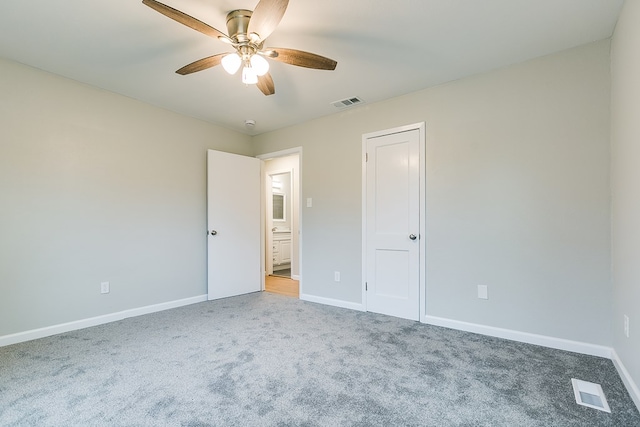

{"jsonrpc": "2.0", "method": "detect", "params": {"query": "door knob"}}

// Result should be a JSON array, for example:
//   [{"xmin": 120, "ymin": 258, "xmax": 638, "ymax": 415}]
[
  {"xmin": 409, "ymin": 234, "xmax": 417, "ymax": 240},
  {"xmin": 210, "ymin": 230, "xmax": 217, "ymax": 236}
]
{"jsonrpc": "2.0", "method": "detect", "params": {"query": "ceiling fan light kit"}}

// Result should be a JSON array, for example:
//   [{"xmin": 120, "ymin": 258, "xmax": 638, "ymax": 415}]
[
  {"xmin": 242, "ymin": 66, "xmax": 259, "ymax": 85},
  {"xmin": 142, "ymin": 0, "xmax": 337, "ymax": 96},
  {"xmin": 221, "ymin": 53, "xmax": 241, "ymax": 74},
  {"xmin": 250, "ymin": 55, "xmax": 270, "ymax": 76}
]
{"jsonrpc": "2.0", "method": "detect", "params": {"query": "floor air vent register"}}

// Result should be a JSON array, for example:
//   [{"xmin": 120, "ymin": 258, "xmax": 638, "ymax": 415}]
[{"xmin": 571, "ymin": 378, "xmax": 611, "ymax": 413}]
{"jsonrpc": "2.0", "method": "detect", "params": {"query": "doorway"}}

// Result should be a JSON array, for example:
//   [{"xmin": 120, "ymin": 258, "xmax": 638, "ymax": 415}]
[{"xmin": 258, "ymin": 148, "xmax": 302, "ymax": 298}]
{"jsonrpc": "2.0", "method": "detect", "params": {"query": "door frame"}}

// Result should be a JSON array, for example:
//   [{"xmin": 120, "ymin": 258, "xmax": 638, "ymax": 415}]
[
  {"xmin": 257, "ymin": 147, "xmax": 303, "ymax": 294},
  {"xmin": 361, "ymin": 123, "xmax": 426, "ymax": 321}
]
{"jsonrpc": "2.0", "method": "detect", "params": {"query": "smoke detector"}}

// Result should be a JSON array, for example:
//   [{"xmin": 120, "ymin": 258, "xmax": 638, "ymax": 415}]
[{"xmin": 245, "ymin": 119, "xmax": 256, "ymax": 129}]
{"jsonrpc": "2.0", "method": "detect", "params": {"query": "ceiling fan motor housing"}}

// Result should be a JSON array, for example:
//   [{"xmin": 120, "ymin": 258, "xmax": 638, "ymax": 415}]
[
  {"xmin": 226, "ymin": 9, "xmax": 266, "ymax": 62},
  {"xmin": 226, "ymin": 10, "xmax": 253, "ymax": 43}
]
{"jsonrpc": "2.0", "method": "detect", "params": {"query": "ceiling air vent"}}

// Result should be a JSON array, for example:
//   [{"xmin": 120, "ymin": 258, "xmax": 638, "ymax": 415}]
[{"xmin": 331, "ymin": 96, "xmax": 364, "ymax": 109}]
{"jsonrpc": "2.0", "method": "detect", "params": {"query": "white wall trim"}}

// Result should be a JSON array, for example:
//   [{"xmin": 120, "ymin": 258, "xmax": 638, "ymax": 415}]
[
  {"xmin": 256, "ymin": 147, "xmax": 302, "ymax": 161},
  {"xmin": 423, "ymin": 315, "xmax": 612, "ymax": 358},
  {"xmin": 260, "ymin": 160, "xmax": 267, "ymax": 290},
  {"xmin": 0, "ymin": 294, "xmax": 208, "ymax": 348},
  {"xmin": 360, "ymin": 132, "xmax": 368, "ymax": 312},
  {"xmin": 612, "ymin": 350, "xmax": 640, "ymax": 412},
  {"xmin": 300, "ymin": 293, "xmax": 365, "ymax": 312}
]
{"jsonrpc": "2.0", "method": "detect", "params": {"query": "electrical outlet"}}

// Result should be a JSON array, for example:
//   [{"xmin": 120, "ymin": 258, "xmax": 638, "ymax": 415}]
[
  {"xmin": 101, "ymin": 281, "xmax": 110, "ymax": 294},
  {"xmin": 624, "ymin": 315, "xmax": 629, "ymax": 338},
  {"xmin": 477, "ymin": 285, "xmax": 488, "ymax": 300},
  {"xmin": 334, "ymin": 271, "xmax": 340, "ymax": 282}
]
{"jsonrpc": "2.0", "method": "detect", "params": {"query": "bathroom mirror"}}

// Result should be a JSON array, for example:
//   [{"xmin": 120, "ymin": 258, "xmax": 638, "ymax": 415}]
[{"xmin": 273, "ymin": 193, "xmax": 285, "ymax": 221}]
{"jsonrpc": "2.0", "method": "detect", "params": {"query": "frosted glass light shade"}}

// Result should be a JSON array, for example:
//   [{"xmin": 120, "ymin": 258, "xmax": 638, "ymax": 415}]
[
  {"xmin": 242, "ymin": 66, "xmax": 258, "ymax": 84},
  {"xmin": 250, "ymin": 54, "xmax": 270, "ymax": 76},
  {"xmin": 221, "ymin": 54, "xmax": 241, "ymax": 75}
]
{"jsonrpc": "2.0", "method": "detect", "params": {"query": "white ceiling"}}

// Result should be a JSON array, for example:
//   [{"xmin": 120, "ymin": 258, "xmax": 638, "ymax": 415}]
[{"xmin": 0, "ymin": 0, "xmax": 624, "ymax": 135}]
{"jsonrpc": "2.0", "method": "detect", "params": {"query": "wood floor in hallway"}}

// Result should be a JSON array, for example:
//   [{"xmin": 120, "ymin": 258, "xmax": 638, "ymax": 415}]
[{"xmin": 265, "ymin": 275, "xmax": 299, "ymax": 298}]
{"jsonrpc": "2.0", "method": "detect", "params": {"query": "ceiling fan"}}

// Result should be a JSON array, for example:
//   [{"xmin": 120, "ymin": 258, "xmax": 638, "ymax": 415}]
[{"xmin": 142, "ymin": 0, "xmax": 338, "ymax": 96}]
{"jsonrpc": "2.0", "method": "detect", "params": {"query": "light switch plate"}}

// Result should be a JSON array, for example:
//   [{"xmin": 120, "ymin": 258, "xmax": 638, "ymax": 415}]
[
  {"xmin": 478, "ymin": 285, "xmax": 488, "ymax": 300},
  {"xmin": 624, "ymin": 315, "xmax": 630, "ymax": 338}
]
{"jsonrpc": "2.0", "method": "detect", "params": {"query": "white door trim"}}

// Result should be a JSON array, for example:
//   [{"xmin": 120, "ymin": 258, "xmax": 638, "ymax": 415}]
[
  {"xmin": 361, "ymin": 123, "xmax": 426, "ymax": 321},
  {"xmin": 257, "ymin": 147, "xmax": 303, "ymax": 292}
]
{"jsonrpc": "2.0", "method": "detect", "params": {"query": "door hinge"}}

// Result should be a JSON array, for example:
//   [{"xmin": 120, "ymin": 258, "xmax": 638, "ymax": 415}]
[
  {"xmin": 365, "ymin": 153, "xmax": 368, "ymax": 162},
  {"xmin": 365, "ymin": 282, "xmax": 368, "ymax": 291}
]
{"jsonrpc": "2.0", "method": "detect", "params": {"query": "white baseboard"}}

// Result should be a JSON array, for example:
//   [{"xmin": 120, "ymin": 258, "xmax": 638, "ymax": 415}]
[
  {"xmin": 611, "ymin": 350, "xmax": 640, "ymax": 412},
  {"xmin": 300, "ymin": 293, "xmax": 365, "ymax": 312},
  {"xmin": 0, "ymin": 294, "xmax": 208, "ymax": 348},
  {"xmin": 292, "ymin": 274, "xmax": 300, "ymax": 280},
  {"xmin": 419, "ymin": 314, "xmax": 640, "ymax": 413},
  {"xmin": 423, "ymin": 315, "xmax": 612, "ymax": 358}
]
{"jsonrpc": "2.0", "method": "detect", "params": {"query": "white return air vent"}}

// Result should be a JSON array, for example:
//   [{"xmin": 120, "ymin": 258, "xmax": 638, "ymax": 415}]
[
  {"xmin": 571, "ymin": 378, "xmax": 611, "ymax": 413},
  {"xmin": 331, "ymin": 96, "xmax": 364, "ymax": 109}
]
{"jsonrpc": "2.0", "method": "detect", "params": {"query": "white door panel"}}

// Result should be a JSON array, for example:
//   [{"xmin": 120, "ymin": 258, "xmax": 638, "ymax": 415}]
[
  {"xmin": 374, "ymin": 142, "xmax": 411, "ymax": 234},
  {"xmin": 365, "ymin": 129, "xmax": 420, "ymax": 321},
  {"xmin": 207, "ymin": 150, "xmax": 261, "ymax": 300},
  {"xmin": 375, "ymin": 250, "xmax": 410, "ymax": 298}
]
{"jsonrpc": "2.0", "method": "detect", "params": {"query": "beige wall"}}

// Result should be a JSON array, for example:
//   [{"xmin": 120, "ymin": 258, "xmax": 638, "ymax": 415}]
[
  {"xmin": 253, "ymin": 40, "xmax": 612, "ymax": 345},
  {"xmin": 0, "ymin": 39, "xmax": 614, "ymax": 351},
  {"xmin": 0, "ymin": 58, "xmax": 251, "ymax": 336},
  {"xmin": 611, "ymin": 0, "xmax": 640, "ymax": 398}
]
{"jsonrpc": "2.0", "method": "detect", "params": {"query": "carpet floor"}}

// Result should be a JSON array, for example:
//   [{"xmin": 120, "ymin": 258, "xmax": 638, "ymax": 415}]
[{"xmin": 1, "ymin": 292, "xmax": 638, "ymax": 426}]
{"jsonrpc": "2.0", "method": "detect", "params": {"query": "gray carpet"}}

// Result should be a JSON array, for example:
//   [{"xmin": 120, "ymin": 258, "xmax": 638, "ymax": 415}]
[{"xmin": 1, "ymin": 292, "xmax": 638, "ymax": 426}]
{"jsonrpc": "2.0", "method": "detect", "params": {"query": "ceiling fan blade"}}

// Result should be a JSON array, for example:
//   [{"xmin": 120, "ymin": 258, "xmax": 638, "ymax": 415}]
[
  {"xmin": 142, "ymin": 0, "xmax": 227, "ymax": 39},
  {"xmin": 247, "ymin": 0, "xmax": 289, "ymax": 41},
  {"xmin": 256, "ymin": 72, "xmax": 275, "ymax": 96},
  {"xmin": 266, "ymin": 48, "xmax": 337, "ymax": 70},
  {"xmin": 176, "ymin": 53, "xmax": 228, "ymax": 75}
]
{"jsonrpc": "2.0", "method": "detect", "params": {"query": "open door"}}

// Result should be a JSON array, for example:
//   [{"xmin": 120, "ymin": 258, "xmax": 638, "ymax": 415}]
[{"xmin": 207, "ymin": 150, "xmax": 262, "ymax": 300}]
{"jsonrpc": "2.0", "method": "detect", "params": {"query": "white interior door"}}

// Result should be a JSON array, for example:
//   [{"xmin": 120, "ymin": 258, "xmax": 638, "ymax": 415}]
[
  {"xmin": 365, "ymin": 128, "xmax": 421, "ymax": 320},
  {"xmin": 207, "ymin": 150, "xmax": 262, "ymax": 300}
]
